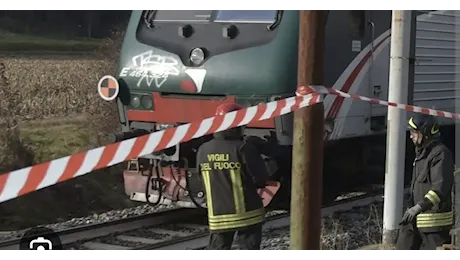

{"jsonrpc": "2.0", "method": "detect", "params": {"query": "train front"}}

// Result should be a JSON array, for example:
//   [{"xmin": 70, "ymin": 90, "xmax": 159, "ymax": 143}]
[{"xmin": 111, "ymin": 10, "xmax": 299, "ymax": 209}]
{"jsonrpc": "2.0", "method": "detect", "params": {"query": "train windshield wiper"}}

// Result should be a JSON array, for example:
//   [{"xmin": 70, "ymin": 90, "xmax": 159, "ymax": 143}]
[
  {"xmin": 143, "ymin": 10, "xmax": 157, "ymax": 28},
  {"xmin": 267, "ymin": 10, "xmax": 283, "ymax": 31}
]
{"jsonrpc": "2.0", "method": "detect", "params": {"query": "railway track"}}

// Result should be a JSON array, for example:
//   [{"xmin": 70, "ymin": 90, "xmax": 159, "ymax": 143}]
[
  {"xmin": 0, "ymin": 186, "xmax": 403, "ymax": 250},
  {"xmin": 0, "ymin": 208, "xmax": 205, "ymax": 250},
  {"xmin": 144, "ymin": 189, "xmax": 400, "ymax": 250}
]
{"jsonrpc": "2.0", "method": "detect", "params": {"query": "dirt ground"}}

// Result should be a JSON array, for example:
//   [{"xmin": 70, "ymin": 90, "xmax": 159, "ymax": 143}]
[{"xmin": 0, "ymin": 40, "xmax": 141, "ymax": 230}]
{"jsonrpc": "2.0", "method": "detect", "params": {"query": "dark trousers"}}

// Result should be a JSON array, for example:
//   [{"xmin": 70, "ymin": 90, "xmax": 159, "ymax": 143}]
[
  {"xmin": 208, "ymin": 224, "xmax": 262, "ymax": 250},
  {"xmin": 396, "ymin": 222, "xmax": 451, "ymax": 250}
]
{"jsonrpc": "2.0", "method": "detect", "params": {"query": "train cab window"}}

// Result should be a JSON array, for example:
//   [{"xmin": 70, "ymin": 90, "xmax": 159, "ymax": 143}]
[
  {"xmin": 349, "ymin": 10, "xmax": 365, "ymax": 37},
  {"xmin": 148, "ymin": 10, "xmax": 278, "ymax": 24},
  {"xmin": 213, "ymin": 10, "xmax": 277, "ymax": 24},
  {"xmin": 150, "ymin": 10, "xmax": 212, "ymax": 23}
]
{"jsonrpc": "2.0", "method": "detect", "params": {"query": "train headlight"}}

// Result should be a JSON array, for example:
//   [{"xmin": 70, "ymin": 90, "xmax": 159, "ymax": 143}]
[
  {"xmin": 190, "ymin": 48, "xmax": 205, "ymax": 65},
  {"xmin": 131, "ymin": 95, "xmax": 141, "ymax": 108},
  {"xmin": 141, "ymin": 95, "xmax": 153, "ymax": 109}
]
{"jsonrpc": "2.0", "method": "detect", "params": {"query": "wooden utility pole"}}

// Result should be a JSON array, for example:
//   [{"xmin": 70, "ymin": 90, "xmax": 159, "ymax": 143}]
[{"xmin": 290, "ymin": 10, "xmax": 326, "ymax": 250}]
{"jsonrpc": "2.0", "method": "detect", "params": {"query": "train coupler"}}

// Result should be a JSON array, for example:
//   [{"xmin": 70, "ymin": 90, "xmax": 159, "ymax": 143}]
[
  {"xmin": 123, "ymin": 158, "xmax": 207, "ymax": 208},
  {"xmin": 123, "ymin": 157, "xmax": 282, "ymax": 209}
]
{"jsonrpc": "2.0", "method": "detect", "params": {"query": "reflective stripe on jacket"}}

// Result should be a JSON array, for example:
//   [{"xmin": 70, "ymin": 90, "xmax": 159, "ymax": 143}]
[
  {"xmin": 411, "ymin": 141, "xmax": 454, "ymax": 232},
  {"xmin": 196, "ymin": 136, "xmax": 268, "ymax": 232}
]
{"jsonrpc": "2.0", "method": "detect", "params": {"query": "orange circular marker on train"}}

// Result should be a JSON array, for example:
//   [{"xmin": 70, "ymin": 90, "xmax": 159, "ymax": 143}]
[{"xmin": 98, "ymin": 75, "xmax": 119, "ymax": 101}]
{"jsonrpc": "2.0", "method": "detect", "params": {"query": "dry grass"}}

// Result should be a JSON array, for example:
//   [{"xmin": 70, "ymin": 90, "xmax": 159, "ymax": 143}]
[
  {"xmin": 0, "ymin": 34, "xmax": 101, "ymax": 52},
  {"xmin": 18, "ymin": 116, "xmax": 97, "ymax": 163},
  {"xmin": 320, "ymin": 204, "xmax": 389, "ymax": 250},
  {"xmin": 0, "ymin": 61, "xmax": 34, "ymax": 173},
  {"xmin": 0, "ymin": 28, "xmax": 139, "ymax": 230},
  {"xmin": 1, "ymin": 59, "xmax": 115, "ymax": 120}
]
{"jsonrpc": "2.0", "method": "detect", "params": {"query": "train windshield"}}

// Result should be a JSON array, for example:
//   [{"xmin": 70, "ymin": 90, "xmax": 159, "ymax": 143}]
[
  {"xmin": 214, "ymin": 11, "xmax": 277, "ymax": 23},
  {"xmin": 152, "ymin": 10, "xmax": 277, "ymax": 24}
]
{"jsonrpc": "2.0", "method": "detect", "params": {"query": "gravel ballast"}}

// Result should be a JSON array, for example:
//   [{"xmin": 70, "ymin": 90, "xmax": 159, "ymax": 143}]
[
  {"xmin": 260, "ymin": 202, "xmax": 383, "ymax": 250},
  {"xmin": 0, "ymin": 204, "xmax": 177, "ymax": 242},
  {"xmin": 1, "ymin": 194, "xmax": 411, "ymax": 250},
  {"xmin": 259, "ymin": 195, "xmax": 411, "ymax": 250}
]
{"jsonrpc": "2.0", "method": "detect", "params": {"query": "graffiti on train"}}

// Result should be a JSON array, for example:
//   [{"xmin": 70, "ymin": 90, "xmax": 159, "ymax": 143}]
[{"xmin": 119, "ymin": 51, "xmax": 180, "ymax": 88}]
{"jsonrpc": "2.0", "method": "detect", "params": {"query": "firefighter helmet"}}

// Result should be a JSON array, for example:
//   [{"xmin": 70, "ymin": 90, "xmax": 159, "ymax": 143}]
[
  {"xmin": 215, "ymin": 103, "xmax": 244, "ymax": 116},
  {"xmin": 408, "ymin": 113, "xmax": 440, "ymax": 137}
]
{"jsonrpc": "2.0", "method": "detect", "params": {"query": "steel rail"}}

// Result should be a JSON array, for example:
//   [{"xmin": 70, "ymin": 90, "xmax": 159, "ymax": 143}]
[
  {"xmin": 138, "ymin": 188, "xmax": 409, "ymax": 250},
  {"xmin": 0, "ymin": 208, "xmax": 205, "ymax": 250}
]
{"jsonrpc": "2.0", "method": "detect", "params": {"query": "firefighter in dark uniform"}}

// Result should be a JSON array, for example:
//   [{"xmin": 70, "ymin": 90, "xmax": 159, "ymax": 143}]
[
  {"xmin": 396, "ymin": 114, "xmax": 454, "ymax": 250},
  {"xmin": 196, "ymin": 103, "xmax": 269, "ymax": 250}
]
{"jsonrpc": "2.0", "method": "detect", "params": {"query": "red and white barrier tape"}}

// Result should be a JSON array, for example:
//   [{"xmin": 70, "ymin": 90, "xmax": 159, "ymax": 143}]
[
  {"xmin": 304, "ymin": 85, "xmax": 460, "ymax": 120},
  {"xmin": 0, "ymin": 93, "xmax": 321, "ymax": 204},
  {"xmin": 1, "ymin": 85, "xmax": 459, "ymax": 204}
]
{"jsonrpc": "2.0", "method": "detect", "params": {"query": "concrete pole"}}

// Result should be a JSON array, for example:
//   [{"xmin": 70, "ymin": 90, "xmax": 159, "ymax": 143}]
[
  {"xmin": 382, "ymin": 10, "xmax": 414, "ymax": 246},
  {"xmin": 290, "ymin": 10, "xmax": 325, "ymax": 250}
]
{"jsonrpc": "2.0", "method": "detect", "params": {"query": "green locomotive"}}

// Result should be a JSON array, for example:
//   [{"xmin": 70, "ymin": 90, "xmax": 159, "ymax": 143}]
[{"xmin": 108, "ymin": 10, "xmax": 457, "ymax": 209}]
